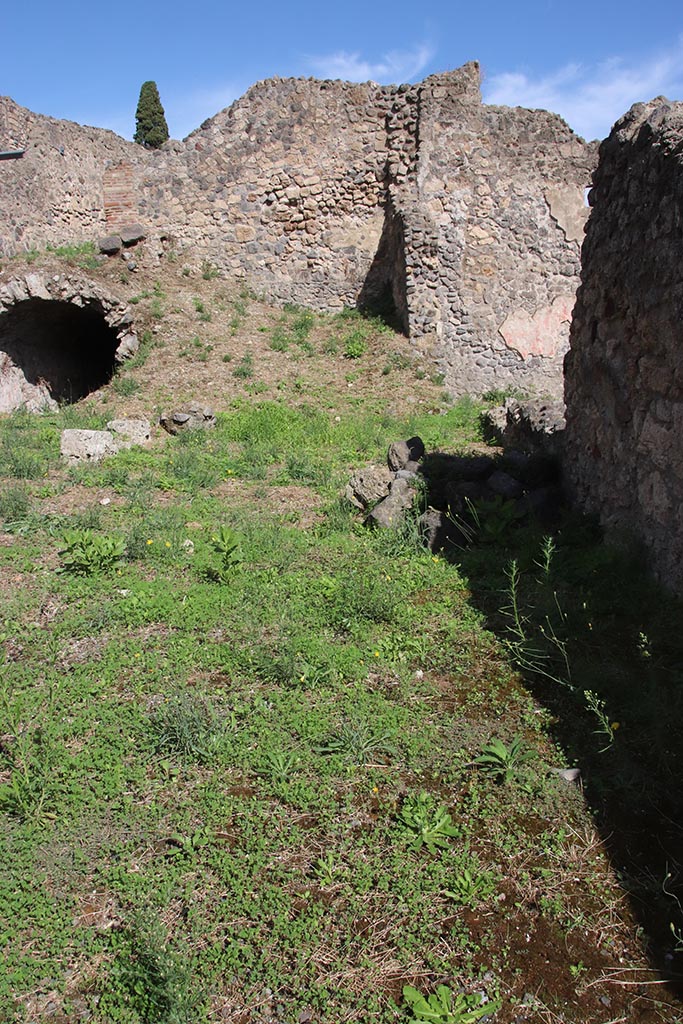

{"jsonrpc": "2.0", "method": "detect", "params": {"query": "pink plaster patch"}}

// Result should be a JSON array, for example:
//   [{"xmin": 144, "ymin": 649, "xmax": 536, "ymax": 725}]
[{"xmin": 499, "ymin": 295, "xmax": 575, "ymax": 359}]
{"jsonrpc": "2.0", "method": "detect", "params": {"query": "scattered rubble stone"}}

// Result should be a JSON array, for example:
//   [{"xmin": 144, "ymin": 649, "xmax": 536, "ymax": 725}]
[
  {"xmin": 387, "ymin": 436, "xmax": 425, "ymax": 471},
  {"xmin": 481, "ymin": 399, "xmax": 565, "ymax": 454},
  {"xmin": 61, "ymin": 418, "xmax": 151, "ymax": 463},
  {"xmin": 106, "ymin": 419, "xmax": 151, "ymax": 448},
  {"xmin": 344, "ymin": 465, "xmax": 393, "ymax": 510},
  {"xmin": 159, "ymin": 403, "xmax": 216, "ymax": 435},
  {"xmin": 60, "ymin": 429, "xmax": 118, "ymax": 463},
  {"xmin": 119, "ymin": 223, "xmax": 146, "ymax": 246},
  {"xmin": 348, "ymin": 430, "xmax": 562, "ymax": 546},
  {"xmin": 366, "ymin": 476, "xmax": 418, "ymax": 528},
  {"xmin": 98, "ymin": 235, "xmax": 122, "ymax": 255}
]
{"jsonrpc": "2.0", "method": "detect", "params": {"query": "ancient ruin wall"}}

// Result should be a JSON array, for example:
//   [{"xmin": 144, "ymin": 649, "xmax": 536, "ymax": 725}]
[
  {"xmin": 0, "ymin": 66, "xmax": 596, "ymax": 397},
  {"xmin": 391, "ymin": 68, "xmax": 594, "ymax": 394},
  {"xmin": 564, "ymin": 98, "xmax": 683, "ymax": 591},
  {"xmin": 0, "ymin": 97, "xmax": 141, "ymax": 252},
  {"xmin": 136, "ymin": 76, "xmax": 395, "ymax": 310}
]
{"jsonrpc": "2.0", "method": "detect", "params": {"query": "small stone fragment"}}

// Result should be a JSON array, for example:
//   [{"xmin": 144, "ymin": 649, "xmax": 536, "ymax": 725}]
[
  {"xmin": 98, "ymin": 235, "xmax": 122, "ymax": 255},
  {"xmin": 119, "ymin": 223, "xmax": 147, "ymax": 246}
]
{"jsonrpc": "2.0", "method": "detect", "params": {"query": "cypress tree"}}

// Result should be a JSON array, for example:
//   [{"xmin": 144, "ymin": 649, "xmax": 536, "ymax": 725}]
[{"xmin": 134, "ymin": 81, "xmax": 169, "ymax": 148}]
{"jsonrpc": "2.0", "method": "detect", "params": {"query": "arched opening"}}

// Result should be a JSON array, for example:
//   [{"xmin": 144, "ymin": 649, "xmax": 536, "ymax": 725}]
[
  {"xmin": 0, "ymin": 298, "xmax": 119, "ymax": 409},
  {"xmin": 357, "ymin": 202, "xmax": 409, "ymax": 334}
]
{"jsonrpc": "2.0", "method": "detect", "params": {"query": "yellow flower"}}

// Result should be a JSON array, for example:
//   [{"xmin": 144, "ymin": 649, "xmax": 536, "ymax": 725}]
[
  {"xmin": 372, "ymin": 785, "xmax": 379, "ymax": 794},
  {"xmin": 432, "ymin": 556, "xmax": 439, "ymax": 563},
  {"xmin": 146, "ymin": 539, "xmax": 153, "ymax": 545},
  {"xmin": 165, "ymin": 541, "xmax": 171, "ymax": 548},
  {"xmin": 134, "ymin": 653, "xmax": 141, "ymax": 659},
  {"xmin": 374, "ymin": 651, "xmax": 380, "ymax": 658}
]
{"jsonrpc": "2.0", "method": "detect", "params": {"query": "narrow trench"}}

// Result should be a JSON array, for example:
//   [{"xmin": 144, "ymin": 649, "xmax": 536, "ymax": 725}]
[{"xmin": 0, "ymin": 298, "xmax": 119, "ymax": 407}]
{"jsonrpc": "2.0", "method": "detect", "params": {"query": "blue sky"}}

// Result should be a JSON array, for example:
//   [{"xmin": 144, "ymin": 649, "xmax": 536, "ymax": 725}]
[{"xmin": 4, "ymin": 0, "xmax": 682, "ymax": 143}]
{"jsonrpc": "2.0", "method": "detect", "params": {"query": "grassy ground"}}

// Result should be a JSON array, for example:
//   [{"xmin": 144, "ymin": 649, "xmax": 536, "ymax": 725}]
[{"xmin": 1, "ymin": 251, "xmax": 682, "ymax": 1023}]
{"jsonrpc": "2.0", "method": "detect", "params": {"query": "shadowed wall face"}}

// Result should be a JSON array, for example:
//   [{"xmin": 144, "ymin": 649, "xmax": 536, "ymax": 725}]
[
  {"xmin": 0, "ymin": 298, "xmax": 118, "ymax": 410},
  {"xmin": 564, "ymin": 98, "xmax": 683, "ymax": 592}
]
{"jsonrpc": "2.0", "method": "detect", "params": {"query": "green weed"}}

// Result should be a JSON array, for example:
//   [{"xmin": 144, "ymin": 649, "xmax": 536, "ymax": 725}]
[
  {"xmin": 59, "ymin": 529, "xmax": 125, "ymax": 575},
  {"xmin": 201, "ymin": 260, "xmax": 219, "ymax": 280},
  {"xmin": 403, "ymin": 984, "xmax": 499, "ymax": 1024},
  {"xmin": 399, "ymin": 792, "xmax": 460, "ymax": 853},
  {"xmin": 206, "ymin": 524, "xmax": 242, "ymax": 582},
  {"xmin": 0, "ymin": 484, "xmax": 30, "ymax": 523},
  {"xmin": 101, "ymin": 913, "xmax": 197, "ymax": 1023},
  {"xmin": 147, "ymin": 693, "xmax": 226, "ymax": 764},
  {"xmin": 193, "ymin": 296, "xmax": 212, "ymax": 322},
  {"xmin": 343, "ymin": 328, "xmax": 367, "ymax": 359},
  {"xmin": 112, "ymin": 374, "xmax": 141, "ymax": 397},
  {"xmin": 233, "ymin": 353, "xmax": 254, "ymax": 379},
  {"xmin": 473, "ymin": 736, "xmax": 534, "ymax": 785}
]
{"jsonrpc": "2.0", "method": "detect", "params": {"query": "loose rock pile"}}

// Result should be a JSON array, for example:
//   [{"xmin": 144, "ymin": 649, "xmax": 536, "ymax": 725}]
[
  {"xmin": 346, "ymin": 429, "xmax": 562, "ymax": 550},
  {"xmin": 159, "ymin": 403, "xmax": 216, "ymax": 435},
  {"xmin": 480, "ymin": 399, "xmax": 565, "ymax": 455}
]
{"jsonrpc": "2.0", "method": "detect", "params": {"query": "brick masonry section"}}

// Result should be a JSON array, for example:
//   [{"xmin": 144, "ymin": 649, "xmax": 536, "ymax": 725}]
[{"xmin": 103, "ymin": 162, "xmax": 137, "ymax": 230}]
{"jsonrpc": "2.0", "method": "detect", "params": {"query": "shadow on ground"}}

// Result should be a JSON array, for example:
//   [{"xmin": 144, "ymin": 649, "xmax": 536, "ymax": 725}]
[{"xmin": 418, "ymin": 444, "xmax": 683, "ymax": 1002}]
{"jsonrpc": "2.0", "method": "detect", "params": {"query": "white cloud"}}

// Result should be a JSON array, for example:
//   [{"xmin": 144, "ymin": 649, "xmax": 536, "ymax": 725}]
[
  {"xmin": 306, "ymin": 42, "xmax": 435, "ymax": 84},
  {"xmin": 483, "ymin": 38, "xmax": 683, "ymax": 141}
]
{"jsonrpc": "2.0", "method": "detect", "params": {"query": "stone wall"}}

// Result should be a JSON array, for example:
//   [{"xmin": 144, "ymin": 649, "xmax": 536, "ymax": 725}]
[
  {"xmin": 564, "ymin": 98, "xmax": 683, "ymax": 592},
  {"xmin": 0, "ymin": 65, "xmax": 596, "ymax": 396},
  {"xmin": 0, "ymin": 96, "xmax": 139, "ymax": 248}
]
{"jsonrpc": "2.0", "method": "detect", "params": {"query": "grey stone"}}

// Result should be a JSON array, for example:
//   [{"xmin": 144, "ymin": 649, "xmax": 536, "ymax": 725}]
[
  {"xmin": 119, "ymin": 223, "xmax": 147, "ymax": 246},
  {"xmin": 114, "ymin": 332, "xmax": 139, "ymax": 362},
  {"xmin": 159, "ymin": 403, "xmax": 216, "ymax": 435},
  {"xmin": 504, "ymin": 399, "xmax": 565, "ymax": 454},
  {"xmin": 479, "ymin": 405, "xmax": 507, "ymax": 444},
  {"xmin": 366, "ymin": 477, "xmax": 416, "ymax": 528},
  {"xmin": 106, "ymin": 419, "xmax": 151, "ymax": 448},
  {"xmin": 418, "ymin": 508, "xmax": 446, "ymax": 550},
  {"xmin": 487, "ymin": 470, "xmax": 524, "ymax": 500},
  {"xmin": 60, "ymin": 429, "xmax": 117, "ymax": 463},
  {"xmin": 387, "ymin": 436, "xmax": 425, "ymax": 471},
  {"xmin": 344, "ymin": 465, "xmax": 393, "ymax": 509},
  {"xmin": 98, "ymin": 235, "xmax": 122, "ymax": 255}
]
